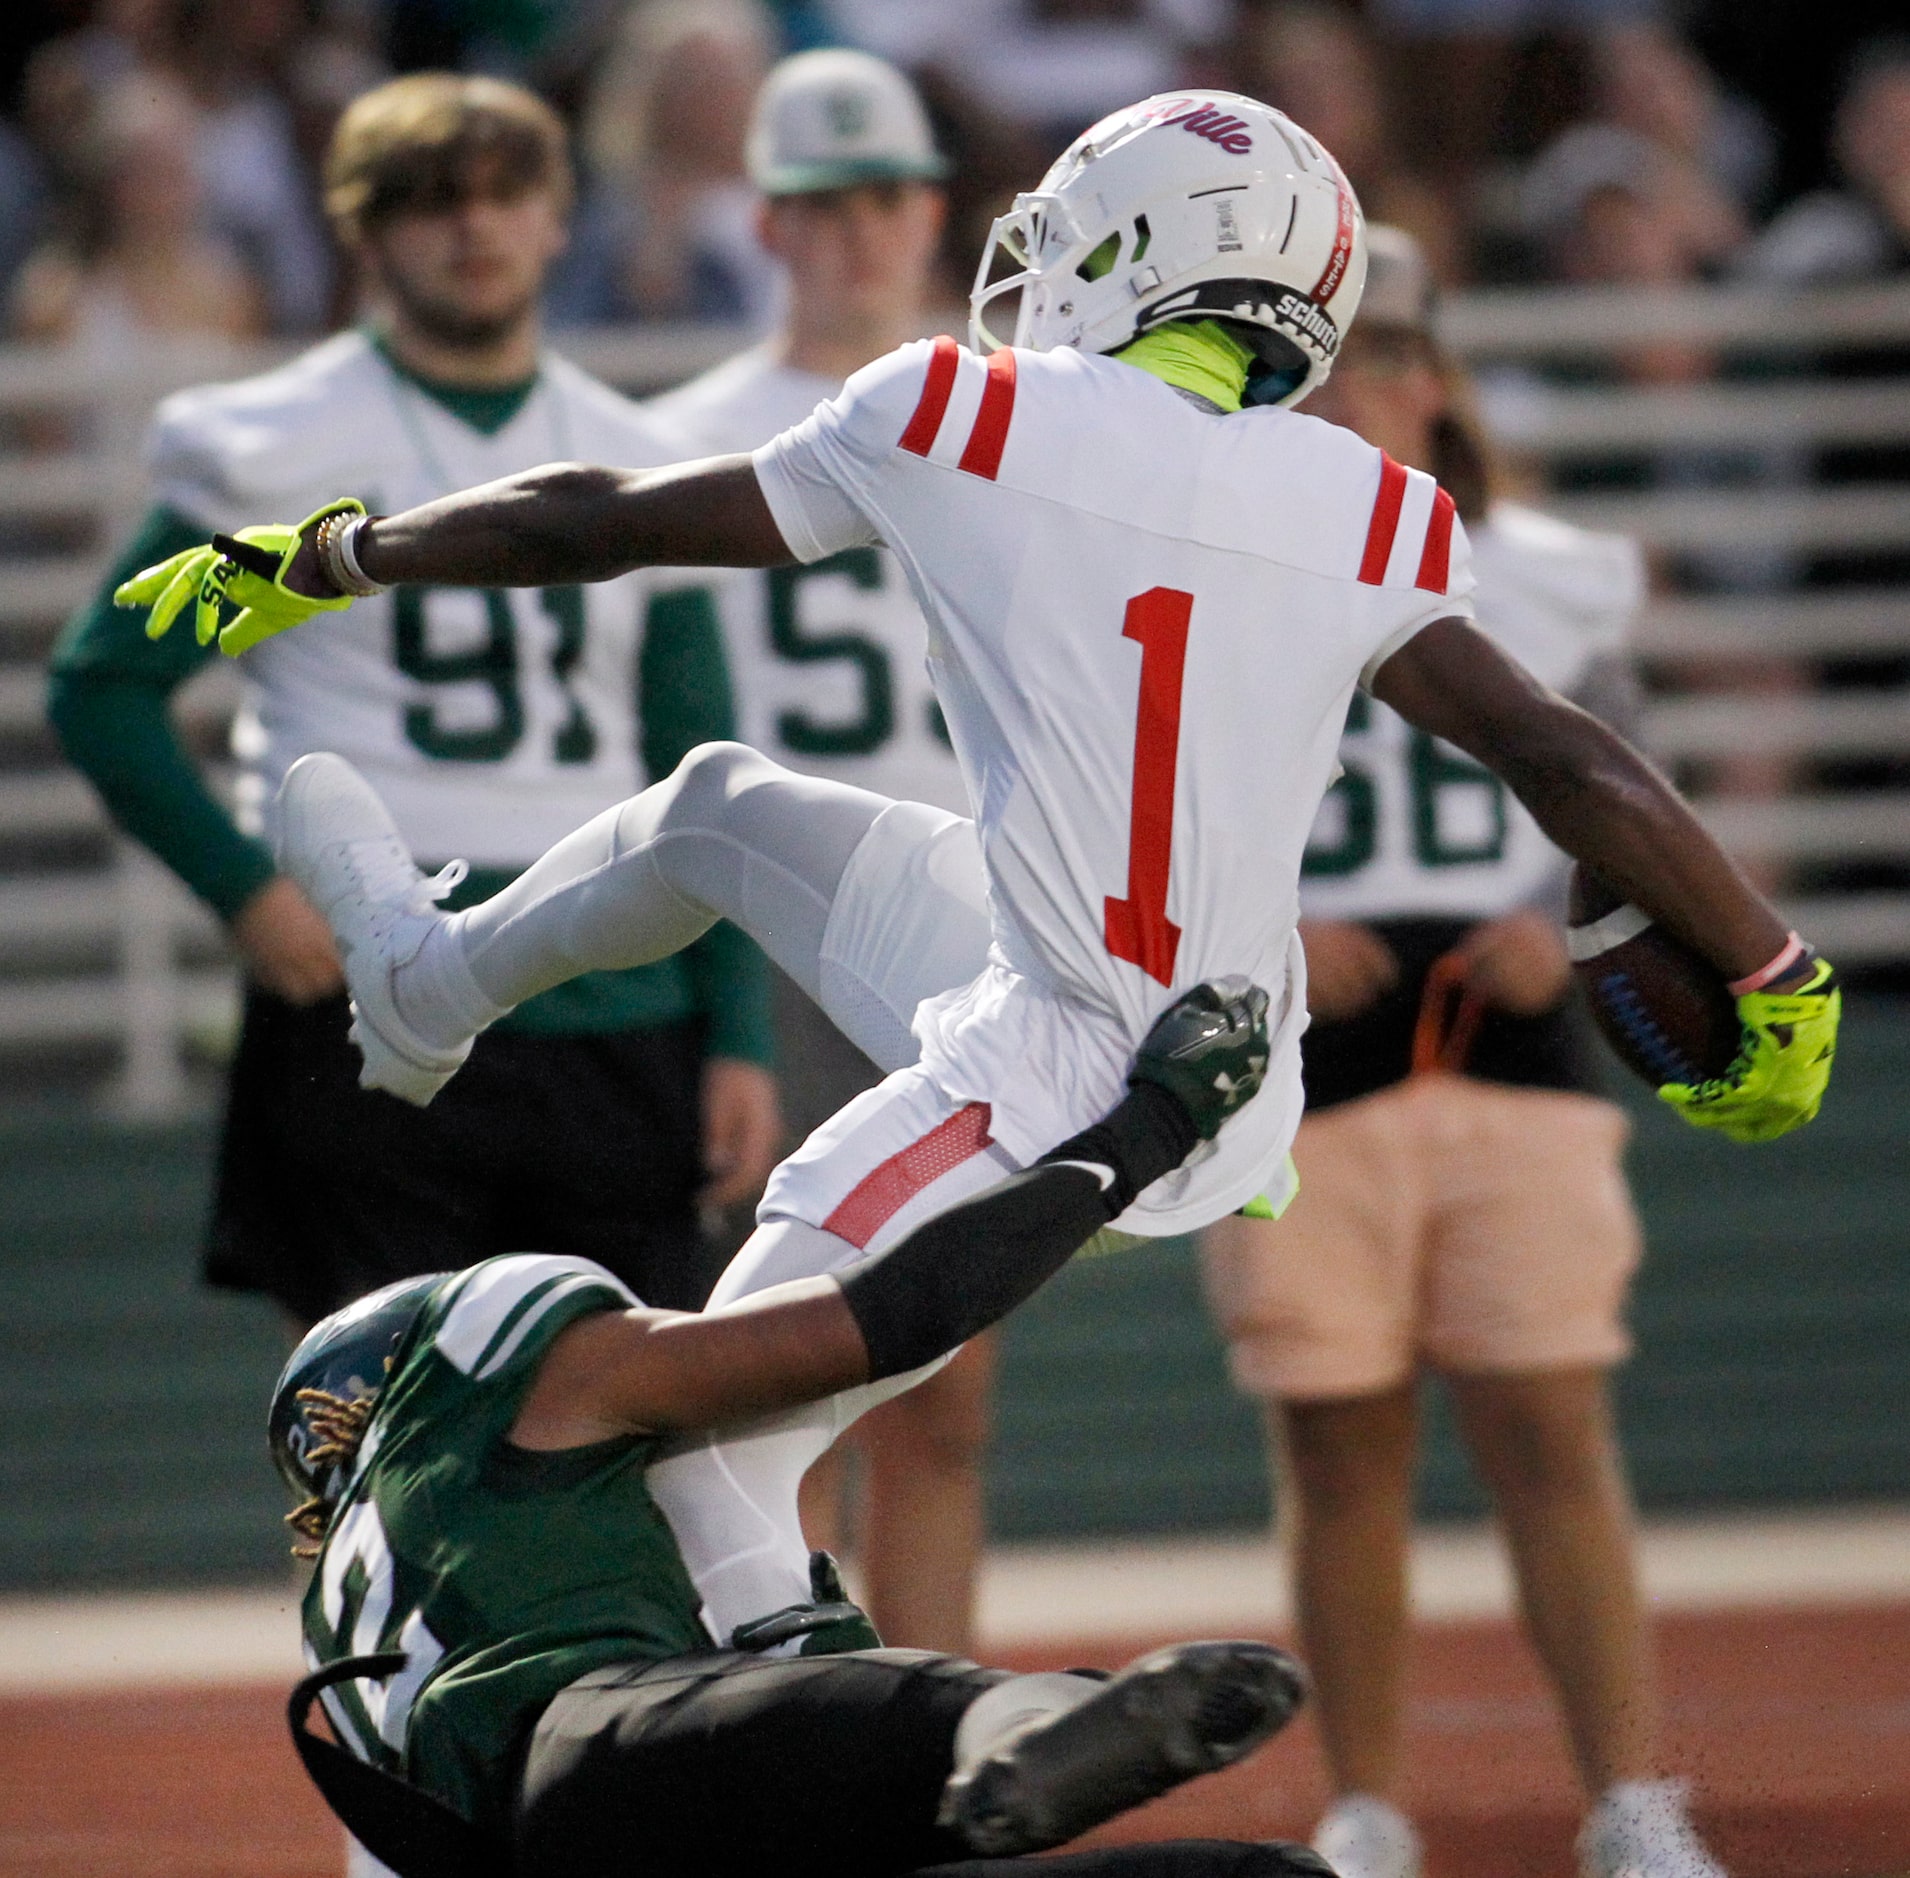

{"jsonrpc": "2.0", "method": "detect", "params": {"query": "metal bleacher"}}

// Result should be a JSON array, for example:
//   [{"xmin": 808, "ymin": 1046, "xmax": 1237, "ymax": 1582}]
[{"xmin": 1, "ymin": 283, "xmax": 1907, "ymax": 1116}]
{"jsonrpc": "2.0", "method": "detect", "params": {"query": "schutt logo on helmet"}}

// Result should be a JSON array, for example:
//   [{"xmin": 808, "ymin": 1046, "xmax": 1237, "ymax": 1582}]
[{"xmin": 1273, "ymin": 290, "xmax": 1341, "ymax": 358}]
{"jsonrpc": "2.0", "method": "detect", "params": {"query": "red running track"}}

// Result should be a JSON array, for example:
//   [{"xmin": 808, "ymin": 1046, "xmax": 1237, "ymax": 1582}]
[{"xmin": 1, "ymin": 1604, "xmax": 1905, "ymax": 1878}]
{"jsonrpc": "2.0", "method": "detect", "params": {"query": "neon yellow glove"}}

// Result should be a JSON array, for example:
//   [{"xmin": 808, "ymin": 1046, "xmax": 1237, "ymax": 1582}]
[
  {"xmin": 113, "ymin": 500, "xmax": 362, "ymax": 656},
  {"xmin": 1658, "ymin": 957, "xmax": 1841, "ymax": 1143}
]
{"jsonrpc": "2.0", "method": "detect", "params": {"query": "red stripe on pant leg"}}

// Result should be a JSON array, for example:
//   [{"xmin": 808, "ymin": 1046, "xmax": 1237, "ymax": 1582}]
[
  {"xmin": 958, "ymin": 348, "xmax": 1018, "ymax": 480},
  {"xmin": 1414, "ymin": 485, "xmax": 1456, "ymax": 593},
  {"xmin": 822, "ymin": 1103, "xmax": 995, "ymax": 1250},
  {"xmin": 1358, "ymin": 454, "xmax": 1408, "ymax": 585},
  {"xmin": 899, "ymin": 336, "xmax": 962, "ymax": 456}
]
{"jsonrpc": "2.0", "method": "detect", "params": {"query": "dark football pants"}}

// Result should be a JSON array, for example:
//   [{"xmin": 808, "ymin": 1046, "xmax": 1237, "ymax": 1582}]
[
  {"xmin": 205, "ymin": 989, "xmax": 720, "ymax": 1324},
  {"xmin": 514, "ymin": 1649, "xmax": 1330, "ymax": 1878}
]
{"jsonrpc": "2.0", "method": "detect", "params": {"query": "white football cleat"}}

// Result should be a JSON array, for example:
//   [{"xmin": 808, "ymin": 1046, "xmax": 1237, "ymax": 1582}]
[
  {"xmin": 1579, "ymin": 1780, "xmax": 1729, "ymax": 1878},
  {"xmin": 1313, "ymin": 1793, "xmax": 1423, "ymax": 1878},
  {"xmin": 275, "ymin": 752, "xmax": 474, "ymax": 1107}
]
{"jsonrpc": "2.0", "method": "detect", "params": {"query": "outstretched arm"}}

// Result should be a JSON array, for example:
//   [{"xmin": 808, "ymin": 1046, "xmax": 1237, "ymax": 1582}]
[
  {"xmin": 512, "ymin": 980, "xmax": 1270, "ymax": 1446},
  {"xmin": 113, "ymin": 459, "xmax": 798, "ymax": 656},
  {"xmin": 512, "ymin": 1097, "xmax": 1192, "ymax": 1444},
  {"xmin": 342, "ymin": 456, "xmax": 796, "ymax": 590},
  {"xmin": 1371, "ymin": 617, "xmax": 1794, "ymax": 984}
]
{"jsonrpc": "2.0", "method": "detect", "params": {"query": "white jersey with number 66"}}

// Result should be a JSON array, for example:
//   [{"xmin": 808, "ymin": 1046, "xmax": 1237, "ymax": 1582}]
[{"xmin": 754, "ymin": 337, "xmax": 1475, "ymax": 1223}]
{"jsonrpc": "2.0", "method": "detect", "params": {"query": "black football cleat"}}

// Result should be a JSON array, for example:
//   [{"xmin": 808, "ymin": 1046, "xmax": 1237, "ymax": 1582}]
[{"xmin": 940, "ymin": 1641, "xmax": 1307, "ymax": 1857}]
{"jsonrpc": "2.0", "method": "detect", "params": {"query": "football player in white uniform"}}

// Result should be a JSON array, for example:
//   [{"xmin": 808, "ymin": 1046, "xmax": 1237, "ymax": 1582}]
[
  {"xmin": 50, "ymin": 75, "xmax": 779, "ymax": 1327},
  {"xmin": 1200, "ymin": 228, "xmax": 1727, "ymax": 1878},
  {"xmin": 121, "ymin": 93, "xmax": 1839, "ymax": 1670},
  {"xmin": 647, "ymin": 47, "xmax": 991, "ymax": 1657}
]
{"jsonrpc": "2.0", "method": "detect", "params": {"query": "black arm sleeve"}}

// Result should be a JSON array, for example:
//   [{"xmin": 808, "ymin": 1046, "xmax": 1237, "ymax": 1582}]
[{"xmin": 836, "ymin": 1081, "xmax": 1198, "ymax": 1381}]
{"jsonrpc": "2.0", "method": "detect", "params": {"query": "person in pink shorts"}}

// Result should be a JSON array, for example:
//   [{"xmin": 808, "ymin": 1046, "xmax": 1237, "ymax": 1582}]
[{"xmin": 1199, "ymin": 227, "xmax": 1727, "ymax": 1878}]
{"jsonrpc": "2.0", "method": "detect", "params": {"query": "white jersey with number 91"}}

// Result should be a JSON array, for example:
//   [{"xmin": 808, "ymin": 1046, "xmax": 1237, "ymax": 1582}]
[
  {"xmin": 754, "ymin": 336, "xmax": 1475, "ymax": 1224},
  {"xmin": 147, "ymin": 331, "xmax": 708, "ymax": 868}
]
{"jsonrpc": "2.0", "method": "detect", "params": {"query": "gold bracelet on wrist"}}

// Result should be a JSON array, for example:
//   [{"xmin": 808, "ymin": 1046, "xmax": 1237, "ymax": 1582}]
[{"xmin": 315, "ymin": 512, "xmax": 388, "ymax": 598}]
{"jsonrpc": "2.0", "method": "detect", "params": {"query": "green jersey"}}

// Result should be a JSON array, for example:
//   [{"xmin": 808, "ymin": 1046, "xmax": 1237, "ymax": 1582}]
[{"xmin": 302, "ymin": 1255, "xmax": 713, "ymax": 1832}]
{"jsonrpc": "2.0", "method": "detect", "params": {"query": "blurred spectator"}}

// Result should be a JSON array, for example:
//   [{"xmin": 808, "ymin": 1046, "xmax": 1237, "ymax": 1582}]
[
  {"xmin": 1502, "ymin": 19, "xmax": 1772, "ymax": 289},
  {"xmin": 21, "ymin": 0, "xmax": 182, "ymax": 185},
  {"xmin": 1747, "ymin": 39, "xmax": 1910, "ymax": 284},
  {"xmin": 22, "ymin": 0, "xmax": 336, "ymax": 333},
  {"xmin": 814, "ymin": 0, "xmax": 962, "ymax": 68},
  {"xmin": 822, "ymin": 0, "xmax": 1225, "ymax": 156},
  {"xmin": 1232, "ymin": 2, "xmax": 1462, "ymax": 283},
  {"xmin": 0, "ymin": 118, "xmax": 50, "ymax": 311},
  {"xmin": 380, "ymin": 0, "xmax": 624, "ymax": 102},
  {"xmin": 10, "ymin": 74, "xmax": 266, "ymax": 348},
  {"xmin": 174, "ymin": 0, "xmax": 336, "ymax": 331},
  {"xmin": 1518, "ymin": 94, "xmax": 1796, "ymax": 885},
  {"xmin": 1595, "ymin": 21, "xmax": 1773, "ymax": 222},
  {"xmin": 548, "ymin": 0, "xmax": 782, "ymax": 328},
  {"xmin": 953, "ymin": 0, "xmax": 1227, "ymax": 153},
  {"xmin": 258, "ymin": 0, "xmax": 391, "ymax": 241},
  {"xmin": 1523, "ymin": 122, "xmax": 1745, "ymax": 307},
  {"xmin": 1201, "ymin": 223, "xmax": 1731, "ymax": 1878}
]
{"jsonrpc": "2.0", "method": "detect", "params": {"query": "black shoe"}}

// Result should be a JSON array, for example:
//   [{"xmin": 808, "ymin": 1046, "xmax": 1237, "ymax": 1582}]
[{"xmin": 940, "ymin": 1641, "xmax": 1307, "ymax": 1857}]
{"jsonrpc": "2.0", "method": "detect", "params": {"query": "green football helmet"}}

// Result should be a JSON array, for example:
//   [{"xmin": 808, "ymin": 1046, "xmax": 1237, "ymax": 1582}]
[{"xmin": 269, "ymin": 1274, "xmax": 445, "ymax": 1512}]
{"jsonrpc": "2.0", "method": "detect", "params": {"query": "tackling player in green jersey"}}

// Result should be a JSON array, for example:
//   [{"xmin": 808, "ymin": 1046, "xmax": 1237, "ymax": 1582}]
[{"xmin": 275, "ymin": 979, "xmax": 1325, "ymax": 1878}]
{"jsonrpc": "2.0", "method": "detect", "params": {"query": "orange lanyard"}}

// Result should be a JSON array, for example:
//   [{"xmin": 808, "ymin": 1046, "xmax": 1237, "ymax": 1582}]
[{"xmin": 1410, "ymin": 953, "xmax": 1486, "ymax": 1076}]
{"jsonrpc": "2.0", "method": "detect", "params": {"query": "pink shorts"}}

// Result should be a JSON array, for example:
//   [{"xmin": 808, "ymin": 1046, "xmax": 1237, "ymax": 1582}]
[{"xmin": 1200, "ymin": 1077, "xmax": 1641, "ymax": 1401}]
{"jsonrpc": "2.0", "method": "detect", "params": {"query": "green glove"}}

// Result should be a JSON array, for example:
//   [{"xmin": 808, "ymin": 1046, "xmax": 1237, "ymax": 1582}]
[
  {"xmin": 113, "ymin": 500, "xmax": 363, "ymax": 656},
  {"xmin": 1658, "ymin": 957, "xmax": 1841, "ymax": 1143}
]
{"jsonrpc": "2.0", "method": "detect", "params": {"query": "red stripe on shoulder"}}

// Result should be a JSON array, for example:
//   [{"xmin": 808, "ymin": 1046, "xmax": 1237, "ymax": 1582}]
[
  {"xmin": 1358, "ymin": 454, "xmax": 1408, "ymax": 585},
  {"xmin": 899, "ymin": 335, "xmax": 962, "ymax": 456},
  {"xmin": 1414, "ymin": 485, "xmax": 1456, "ymax": 593},
  {"xmin": 822, "ymin": 1104, "xmax": 994, "ymax": 1250},
  {"xmin": 958, "ymin": 347, "xmax": 1018, "ymax": 480}
]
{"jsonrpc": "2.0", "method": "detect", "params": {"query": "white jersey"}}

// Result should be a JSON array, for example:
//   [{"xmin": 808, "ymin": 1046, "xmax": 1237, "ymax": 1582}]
[
  {"xmin": 1299, "ymin": 500, "xmax": 1642, "ymax": 922},
  {"xmin": 755, "ymin": 337, "xmax": 1475, "ymax": 1227},
  {"xmin": 150, "ymin": 330, "xmax": 708, "ymax": 868},
  {"xmin": 647, "ymin": 346, "xmax": 971, "ymax": 815}
]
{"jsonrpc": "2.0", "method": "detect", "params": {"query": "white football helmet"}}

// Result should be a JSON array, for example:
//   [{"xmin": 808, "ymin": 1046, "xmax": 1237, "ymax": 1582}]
[{"xmin": 970, "ymin": 91, "xmax": 1366, "ymax": 407}]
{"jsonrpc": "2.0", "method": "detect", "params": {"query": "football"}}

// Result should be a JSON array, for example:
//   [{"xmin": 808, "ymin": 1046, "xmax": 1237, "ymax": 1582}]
[{"xmin": 1567, "ymin": 866, "xmax": 1743, "ymax": 1088}]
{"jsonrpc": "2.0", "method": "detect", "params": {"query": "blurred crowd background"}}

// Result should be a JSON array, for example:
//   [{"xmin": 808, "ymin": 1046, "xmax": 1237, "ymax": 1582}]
[
  {"xmin": 1, "ymin": 0, "xmax": 1907, "ymax": 350},
  {"xmin": 5, "ymin": 0, "xmax": 1910, "ymax": 959}
]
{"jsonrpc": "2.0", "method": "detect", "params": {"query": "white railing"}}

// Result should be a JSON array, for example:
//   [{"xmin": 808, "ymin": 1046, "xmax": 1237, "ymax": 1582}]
[{"xmin": 0, "ymin": 292, "xmax": 1906, "ymax": 1113}]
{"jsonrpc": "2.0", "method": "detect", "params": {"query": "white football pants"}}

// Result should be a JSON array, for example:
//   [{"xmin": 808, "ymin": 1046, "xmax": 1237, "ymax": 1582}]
[{"xmin": 417, "ymin": 742, "xmax": 1003, "ymax": 1641}]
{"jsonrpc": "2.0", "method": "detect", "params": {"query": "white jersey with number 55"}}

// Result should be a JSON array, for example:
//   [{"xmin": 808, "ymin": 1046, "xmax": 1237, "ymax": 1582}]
[
  {"xmin": 648, "ymin": 346, "xmax": 971, "ymax": 816},
  {"xmin": 755, "ymin": 336, "xmax": 1475, "ymax": 1210}
]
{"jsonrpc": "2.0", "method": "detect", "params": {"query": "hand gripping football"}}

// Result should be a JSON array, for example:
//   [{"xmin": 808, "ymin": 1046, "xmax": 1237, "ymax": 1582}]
[{"xmin": 1566, "ymin": 866, "xmax": 1740, "ymax": 1088}]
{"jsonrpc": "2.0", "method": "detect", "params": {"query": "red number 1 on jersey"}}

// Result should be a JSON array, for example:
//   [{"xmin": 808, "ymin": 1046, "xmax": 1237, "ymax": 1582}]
[{"xmin": 1104, "ymin": 586, "xmax": 1192, "ymax": 987}]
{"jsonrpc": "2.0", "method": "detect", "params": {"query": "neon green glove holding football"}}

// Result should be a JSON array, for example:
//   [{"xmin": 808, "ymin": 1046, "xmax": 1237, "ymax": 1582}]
[
  {"xmin": 1658, "ymin": 957, "xmax": 1840, "ymax": 1143},
  {"xmin": 113, "ymin": 500, "xmax": 362, "ymax": 656}
]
